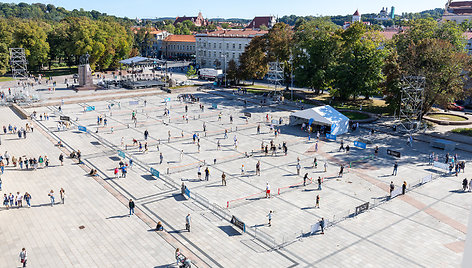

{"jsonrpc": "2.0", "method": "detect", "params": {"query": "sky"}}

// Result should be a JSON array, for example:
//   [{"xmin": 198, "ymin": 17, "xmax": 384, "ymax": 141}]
[{"xmin": 6, "ymin": 0, "xmax": 447, "ymax": 19}]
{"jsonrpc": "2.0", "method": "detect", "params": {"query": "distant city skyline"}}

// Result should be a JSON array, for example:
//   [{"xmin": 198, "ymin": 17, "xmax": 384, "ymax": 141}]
[{"xmin": 6, "ymin": 0, "xmax": 447, "ymax": 19}]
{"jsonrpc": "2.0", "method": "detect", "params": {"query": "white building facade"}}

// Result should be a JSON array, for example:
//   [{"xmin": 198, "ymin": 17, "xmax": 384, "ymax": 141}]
[{"xmin": 196, "ymin": 29, "xmax": 268, "ymax": 70}]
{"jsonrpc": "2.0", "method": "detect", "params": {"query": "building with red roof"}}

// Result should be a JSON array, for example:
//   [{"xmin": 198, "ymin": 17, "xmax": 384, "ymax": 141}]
[
  {"xmin": 443, "ymin": 0, "xmax": 472, "ymax": 23},
  {"xmin": 174, "ymin": 12, "xmax": 209, "ymax": 27},
  {"xmin": 163, "ymin": 35, "xmax": 196, "ymax": 60},
  {"xmin": 196, "ymin": 29, "xmax": 268, "ymax": 69},
  {"xmin": 246, "ymin": 16, "xmax": 276, "ymax": 29}
]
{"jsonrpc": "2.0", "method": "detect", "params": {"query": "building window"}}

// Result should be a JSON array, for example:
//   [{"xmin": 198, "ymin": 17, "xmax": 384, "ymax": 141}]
[
  {"xmin": 203, "ymin": 43, "xmax": 206, "ymax": 48},
  {"xmin": 214, "ymin": 43, "xmax": 216, "ymax": 49},
  {"xmin": 239, "ymin": 44, "xmax": 242, "ymax": 50},
  {"xmin": 219, "ymin": 43, "xmax": 222, "ymax": 49},
  {"xmin": 232, "ymin": 52, "xmax": 235, "ymax": 58},
  {"xmin": 214, "ymin": 51, "xmax": 216, "ymax": 57},
  {"xmin": 233, "ymin": 43, "xmax": 235, "ymax": 49},
  {"xmin": 227, "ymin": 43, "xmax": 229, "ymax": 49}
]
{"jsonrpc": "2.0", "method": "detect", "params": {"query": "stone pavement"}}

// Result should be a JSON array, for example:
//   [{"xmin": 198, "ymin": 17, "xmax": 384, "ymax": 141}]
[{"xmin": 0, "ymin": 87, "xmax": 470, "ymax": 267}]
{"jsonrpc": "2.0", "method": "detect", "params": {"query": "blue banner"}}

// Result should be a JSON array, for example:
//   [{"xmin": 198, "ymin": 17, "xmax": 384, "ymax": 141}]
[
  {"xmin": 354, "ymin": 141, "xmax": 366, "ymax": 149},
  {"xmin": 308, "ymin": 118, "xmax": 314, "ymax": 126},
  {"xmin": 118, "ymin": 150, "xmax": 125, "ymax": 159},
  {"xmin": 326, "ymin": 133, "xmax": 337, "ymax": 140},
  {"xmin": 150, "ymin": 167, "xmax": 160, "ymax": 178},
  {"xmin": 129, "ymin": 100, "xmax": 139, "ymax": 106},
  {"xmin": 85, "ymin": 106, "xmax": 95, "ymax": 111},
  {"xmin": 184, "ymin": 187, "xmax": 190, "ymax": 198},
  {"xmin": 78, "ymin": 126, "xmax": 87, "ymax": 132}
]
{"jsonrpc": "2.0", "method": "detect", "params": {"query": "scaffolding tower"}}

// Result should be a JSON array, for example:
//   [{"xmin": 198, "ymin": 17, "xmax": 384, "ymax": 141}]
[
  {"xmin": 9, "ymin": 48, "xmax": 29, "ymax": 80},
  {"xmin": 267, "ymin": 61, "xmax": 284, "ymax": 94},
  {"xmin": 399, "ymin": 76, "xmax": 425, "ymax": 132}
]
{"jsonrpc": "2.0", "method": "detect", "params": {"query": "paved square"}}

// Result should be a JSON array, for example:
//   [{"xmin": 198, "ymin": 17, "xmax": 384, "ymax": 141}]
[{"xmin": 0, "ymin": 88, "xmax": 470, "ymax": 267}]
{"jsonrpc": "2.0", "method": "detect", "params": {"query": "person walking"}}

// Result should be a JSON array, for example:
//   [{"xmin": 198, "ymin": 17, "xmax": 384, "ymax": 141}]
[
  {"xmin": 313, "ymin": 157, "xmax": 318, "ymax": 169},
  {"xmin": 319, "ymin": 218, "xmax": 325, "ymax": 234},
  {"xmin": 129, "ymin": 199, "xmax": 135, "ymax": 216},
  {"xmin": 159, "ymin": 153, "xmax": 163, "ymax": 164},
  {"xmin": 48, "ymin": 190, "xmax": 55, "ymax": 206},
  {"xmin": 197, "ymin": 165, "xmax": 202, "ymax": 180},
  {"xmin": 324, "ymin": 161, "xmax": 327, "ymax": 173},
  {"xmin": 267, "ymin": 211, "xmax": 273, "ymax": 227},
  {"xmin": 318, "ymin": 176, "xmax": 322, "ymax": 190},
  {"xmin": 59, "ymin": 153, "xmax": 64, "ymax": 166},
  {"xmin": 463, "ymin": 178, "xmax": 468, "ymax": 192},
  {"xmin": 24, "ymin": 192, "xmax": 31, "ymax": 208},
  {"xmin": 392, "ymin": 162, "xmax": 398, "ymax": 176},
  {"xmin": 0, "ymin": 177, "xmax": 2, "ymax": 191},
  {"xmin": 265, "ymin": 182, "xmax": 271, "ymax": 198},
  {"xmin": 303, "ymin": 173, "xmax": 309, "ymax": 186},
  {"xmin": 402, "ymin": 181, "xmax": 407, "ymax": 195},
  {"xmin": 296, "ymin": 162, "xmax": 301, "ymax": 176},
  {"xmin": 144, "ymin": 129, "xmax": 149, "ymax": 140},
  {"xmin": 221, "ymin": 172, "xmax": 226, "ymax": 186},
  {"xmin": 185, "ymin": 213, "xmax": 191, "ymax": 232},
  {"xmin": 241, "ymin": 164, "xmax": 245, "ymax": 176},
  {"xmin": 389, "ymin": 181, "xmax": 395, "ymax": 198},
  {"xmin": 3, "ymin": 193, "xmax": 9, "ymax": 209},
  {"xmin": 19, "ymin": 248, "xmax": 27, "ymax": 267},
  {"xmin": 205, "ymin": 167, "xmax": 210, "ymax": 181},
  {"xmin": 60, "ymin": 188, "xmax": 65, "ymax": 204},
  {"xmin": 338, "ymin": 165, "xmax": 344, "ymax": 178},
  {"xmin": 256, "ymin": 161, "xmax": 261, "ymax": 176}
]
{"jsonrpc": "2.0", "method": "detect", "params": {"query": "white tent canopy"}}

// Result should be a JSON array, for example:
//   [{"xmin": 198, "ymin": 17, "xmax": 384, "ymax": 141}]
[{"xmin": 290, "ymin": 105, "xmax": 350, "ymax": 136}]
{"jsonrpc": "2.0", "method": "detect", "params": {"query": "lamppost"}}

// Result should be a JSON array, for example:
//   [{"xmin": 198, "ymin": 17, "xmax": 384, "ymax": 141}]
[
  {"xmin": 221, "ymin": 53, "xmax": 227, "ymax": 87},
  {"xmin": 289, "ymin": 52, "xmax": 294, "ymax": 101}
]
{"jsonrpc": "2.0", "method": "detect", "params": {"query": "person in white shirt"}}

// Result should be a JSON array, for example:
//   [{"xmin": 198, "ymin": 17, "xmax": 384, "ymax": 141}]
[{"xmin": 265, "ymin": 182, "xmax": 271, "ymax": 198}]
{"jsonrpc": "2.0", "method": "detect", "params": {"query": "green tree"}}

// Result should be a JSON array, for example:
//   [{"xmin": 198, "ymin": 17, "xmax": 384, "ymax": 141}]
[
  {"xmin": 226, "ymin": 59, "xmax": 238, "ymax": 85},
  {"xmin": 332, "ymin": 22, "xmax": 388, "ymax": 100},
  {"xmin": 186, "ymin": 65, "xmax": 196, "ymax": 78},
  {"xmin": 385, "ymin": 18, "xmax": 470, "ymax": 115},
  {"xmin": 238, "ymin": 36, "xmax": 268, "ymax": 84},
  {"xmin": 0, "ymin": 19, "xmax": 12, "ymax": 75},
  {"xmin": 11, "ymin": 19, "xmax": 50, "ymax": 70},
  {"xmin": 293, "ymin": 18, "xmax": 340, "ymax": 94},
  {"xmin": 266, "ymin": 22, "xmax": 294, "ymax": 89}
]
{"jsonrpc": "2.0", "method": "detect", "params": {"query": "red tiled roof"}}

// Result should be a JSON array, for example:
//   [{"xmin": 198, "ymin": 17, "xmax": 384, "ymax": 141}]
[
  {"xmin": 246, "ymin": 16, "xmax": 274, "ymax": 29},
  {"xmin": 449, "ymin": 1, "xmax": 472, "ymax": 8},
  {"xmin": 198, "ymin": 29, "xmax": 268, "ymax": 37},
  {"xmin": 379, "ymin": 30, "xmax": 399, "ymax": 40},
  {"xmin": 353, "ymin": 9, "xmax": 360, "ymax": 16},
  {"xmin": 164, "ymin": 35, "xmax": 196, "ymax": 43}
]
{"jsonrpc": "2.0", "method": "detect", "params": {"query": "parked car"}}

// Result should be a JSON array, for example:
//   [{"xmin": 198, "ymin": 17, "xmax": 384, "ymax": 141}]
[{"xmin": 447, "ymin": 103, "xmax": 465, "ymax": 111}]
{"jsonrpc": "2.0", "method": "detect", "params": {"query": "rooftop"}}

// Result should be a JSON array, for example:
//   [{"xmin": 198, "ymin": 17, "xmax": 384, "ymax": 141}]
[
  {"xmin": 164, "ymin": 35, "xmax": 196, "ymax": 43},
  {"xmin": 197, "ymin": 29, "xmax": 268, "ymax": 38}
]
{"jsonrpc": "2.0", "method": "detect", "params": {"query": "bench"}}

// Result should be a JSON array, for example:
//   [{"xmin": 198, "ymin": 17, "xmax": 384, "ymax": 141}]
[{"xmin": 430, "ymin": 138, "xmax": 456, "ymax": 151}]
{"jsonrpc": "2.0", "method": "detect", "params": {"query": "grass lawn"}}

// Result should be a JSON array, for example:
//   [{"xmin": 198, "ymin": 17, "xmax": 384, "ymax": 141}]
[
  {"xmin": 451, "ymin": 128, "xmax": 472, "ymax": 136},
  {"xmin": 170, "ymin": 85, "xmax": 195, "ymax": 89},
  {"xmin": 341, "ymin": 111, "xmax": 370, "ymax": 120},
  {"xmin": 309, "ymin": 93, "xmax": 391, "ymax": 115},
  {"xmin": 0, "ymin": 76, "xmax": 14, "ymax": 82},
  {"xmin": 33, "ymin": 66, "xmax": 78, "ymax": 77},
  {"xmin": 428, "ymin": 114, "xmax": 467, "ymax": 121},
  {"xmin": 242, "ymin": 84, "xmax": 274, "ymax": 90}
]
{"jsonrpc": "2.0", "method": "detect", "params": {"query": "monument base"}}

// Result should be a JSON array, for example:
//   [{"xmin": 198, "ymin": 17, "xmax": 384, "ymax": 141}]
[
  {"xmin": 78, "ymin": 64, "xmax": 93, "ymax": 87},
  {"xmin": 74, "ymin": 85, "xmax": 102, "ymax": 91}
]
